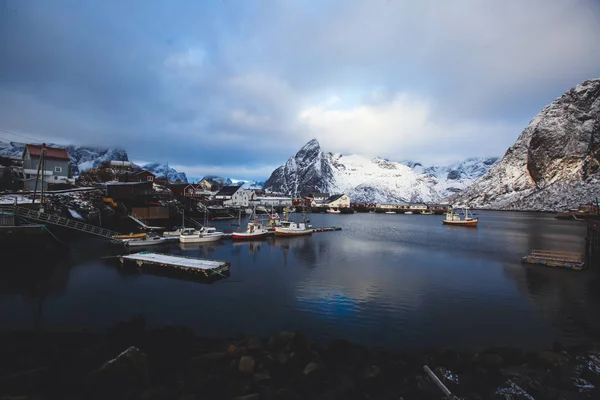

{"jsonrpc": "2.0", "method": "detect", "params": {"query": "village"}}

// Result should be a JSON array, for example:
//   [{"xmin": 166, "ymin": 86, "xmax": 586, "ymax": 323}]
[{"xmin": 0, "ymin": 143, "xmax": 450, "ymax": 221}]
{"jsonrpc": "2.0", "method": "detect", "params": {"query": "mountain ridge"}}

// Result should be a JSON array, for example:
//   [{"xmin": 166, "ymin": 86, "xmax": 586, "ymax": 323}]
[{"xmin": 264, "ymin": 139, "xmax": 498, "ymax": 203}]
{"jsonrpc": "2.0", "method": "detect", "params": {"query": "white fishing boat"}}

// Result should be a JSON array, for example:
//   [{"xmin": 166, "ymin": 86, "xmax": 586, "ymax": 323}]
[
  {"xmin": 404, "ymin": 211, "xmax": 413, "ymax": 215},
  {"xmin": 179, "ymin": 226, "xmax": 224, "ymax": 243},
  {"xmin": 420, "ymin": 210, "xmax": 434, "ymax": 215},
  {"xmin": 178, "ymin": 208, "xmax": 224, "ymax": 243},
  {"xmin": 163, "ymin": 227, "xmax": 184, "ymax": 238},
  {"xmin": 385, "ymin": 211, "xmax": 396, "ymax": 214},
  {"xmin": 274, "ymin": 208, "xmax": 313, "ymax": 236},
  {"xmin": 326, "ymin": 208, "xmax": 341, "ymax": 214},
  {"xmin": 232, "ymin": 219, "xmax": 270, "ymax": 240},
  {"xmin": 442, "ymin": 206, "xmax": 479, "ymax": 227},
  {"xmin": 126, "ymin": 235, "xmax": 167, "ymax": 247}
]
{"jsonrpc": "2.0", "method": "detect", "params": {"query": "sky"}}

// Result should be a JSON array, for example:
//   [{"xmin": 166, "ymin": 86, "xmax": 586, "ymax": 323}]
[{"xmin": 1, "ymin": 0, "xmax": 599, "ymax": 181}]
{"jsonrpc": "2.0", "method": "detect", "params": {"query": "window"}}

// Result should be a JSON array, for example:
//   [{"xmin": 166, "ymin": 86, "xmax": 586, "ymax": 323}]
[
  {"xmin": 25, "ymin": 174, "xmax": 31, "ymax": 179},
  {"xmin": 147, "ymin": 176, "xmax": 153, "ymax": 181},
  {"xmin": 55, "ymin": 166, "xmax": 62, "ymax": 173}
]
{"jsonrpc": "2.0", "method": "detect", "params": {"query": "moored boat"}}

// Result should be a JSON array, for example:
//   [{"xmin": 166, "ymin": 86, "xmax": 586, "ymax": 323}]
[
  {"xmin": 404, "ymin": 211, "xmax": 413, "ymax": 215},
  {"xmin": 125, "ymin": 235, "xmax": 167, "ymax": 247},
  {"xmin": 274, "ymin": 207, "xmax": 313, "ymax": 236},
  {"xmin": 275, "ymin": 221, "xmax": 313, "ymax": 236},
  {"xmin": 232, "ymin": 219, "xmax": 270, "ymax": 240},
  {"xmin": 179, "ymin": 226, "xmax": 224, "ymax": 243},
  {"xmin": 442, "ymin": 207, "xmax": 478, "ymax": 227},
  {"xmin": 385, "ymin": 211, "xmax": 396, "ymax": 214},
  {"xmin": 113, "ymin": 232, "xmax": 147, "ymax": 240},
  {"xmin": 326, "ymin": 208, "xmax": 341, "ymax": 214}
]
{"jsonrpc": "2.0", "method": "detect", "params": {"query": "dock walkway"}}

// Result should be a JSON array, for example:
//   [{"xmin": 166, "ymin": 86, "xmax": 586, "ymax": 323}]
[
  {"xmin": 119, "ymin": 252, "xmax": 230, "ymax": 279},
  {"xmin": 521, "ymin": 249, "xmax": 585, "ymax": 270}
]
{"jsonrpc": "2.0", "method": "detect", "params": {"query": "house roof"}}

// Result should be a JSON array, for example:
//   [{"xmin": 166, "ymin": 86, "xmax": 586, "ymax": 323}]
[
  {"xmin": 134, "ymin": 170, "xmax": 155, "ymax": 176},
  {"xmin": 216, "ymin": 185, "xmax": 242, "ymax": 196},
  {"xmin": 325, "ymin": 194, "xmax": 346, "ymax": 203},
  {"xmin": 25, "ymin": 144, "xmax": 70, "ymax": 161}
]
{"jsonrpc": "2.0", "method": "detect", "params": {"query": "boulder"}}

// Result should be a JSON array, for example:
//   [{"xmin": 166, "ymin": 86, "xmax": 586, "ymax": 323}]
[
  {"xmin": 238, "ymin": 356, "xmax": 256, "ymax": 375},
  {"xmin": 267, "ymin": 331, "xmax": 295, "ymax": 352},
  {"xmin": 84, "ymin": 346, "xmax": 149, "ymax": 398},
  {"xmin": 537, "ymin": 351, "xmax": 571, "ymax": 367}
]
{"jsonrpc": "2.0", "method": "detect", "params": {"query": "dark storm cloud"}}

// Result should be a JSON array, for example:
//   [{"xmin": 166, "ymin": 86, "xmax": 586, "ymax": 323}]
[{"xmin": 1, "ymin": 0, "xmax": 599, "ymax": 179}]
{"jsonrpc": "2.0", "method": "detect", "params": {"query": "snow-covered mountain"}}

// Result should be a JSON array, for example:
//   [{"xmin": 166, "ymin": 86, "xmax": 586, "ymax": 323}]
[
  {"xmin": 0, "ymin": 139, "xmax": 129, "ymax": 175},
  {"xmin": 450, "ymin": 78, "xmax": 600, "ymax": 211},
  {"xmin": 142, "ymin": 163, "xmax": 188, "ymax": 183},
  {"xmin": 263, "ymin": 139, "xmax": 497, "ymax": 203},
  {"xmin": 230, "ymin": 179, "xmax": 265, "ymax": 189}
]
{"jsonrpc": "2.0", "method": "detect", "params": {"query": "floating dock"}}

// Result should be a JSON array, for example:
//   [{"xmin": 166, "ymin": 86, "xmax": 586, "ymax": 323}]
[
  {"xmin": 119, "ymin": 252, "xmax": 230, "ymax": 280},
  {"xmin": 521, "ymin": 250, "xmax": 585, "ymax": 270}
]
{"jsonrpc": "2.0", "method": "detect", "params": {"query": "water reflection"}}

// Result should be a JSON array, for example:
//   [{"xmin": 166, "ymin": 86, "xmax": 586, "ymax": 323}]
[{"xmin": 0, "ymin": 212, "xmax": 596, "ymax": 351}]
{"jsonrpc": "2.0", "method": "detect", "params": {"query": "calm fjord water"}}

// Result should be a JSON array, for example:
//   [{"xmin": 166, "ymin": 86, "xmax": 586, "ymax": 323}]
[{"xmin": 1, "ymin": 211, "xmax": 599, "ymax": 351}]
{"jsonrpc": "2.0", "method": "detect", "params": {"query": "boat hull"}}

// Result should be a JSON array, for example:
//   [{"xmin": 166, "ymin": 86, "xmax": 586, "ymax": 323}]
[
  {"xmin": 274, "ymin": 228, "xmax": 313, "ymax": 236},
  {"xmin": 126, "ymin": 238, "xmax": 167, "ymax": 247},
  {"xmin": 232, "ymin": 231, "xmax": 269, "ymax": 240},
  {"xmin": 179, "ymin": 233, "xmax": 224, "ymax": 243},
  {"xmin": 113, "ymin": 233, "xmax": 147, "ymax": 240},
  {"xmin": 442, "ymin": 219, "xmax": 479, "ymax": 227}
]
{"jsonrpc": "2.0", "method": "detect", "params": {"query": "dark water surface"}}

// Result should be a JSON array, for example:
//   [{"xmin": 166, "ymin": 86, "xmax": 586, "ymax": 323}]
[{"xmin": 2, "ymin": 211, "xmax": 599, "ymax": 351}]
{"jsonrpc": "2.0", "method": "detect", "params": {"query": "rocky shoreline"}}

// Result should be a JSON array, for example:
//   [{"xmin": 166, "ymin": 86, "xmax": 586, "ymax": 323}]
[{"xmin": 1, "ymin": 318, "xmax": 599, "ymax": 399}]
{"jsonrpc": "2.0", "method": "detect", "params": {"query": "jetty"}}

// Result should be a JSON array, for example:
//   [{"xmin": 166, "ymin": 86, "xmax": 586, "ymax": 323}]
[
  {"xmin": 521, "ymin": 249, "xmax": 585, "ymax": 270},
  {"xmin": 119, "ymin": 252, "xmax": 230, "ymax": 280}
]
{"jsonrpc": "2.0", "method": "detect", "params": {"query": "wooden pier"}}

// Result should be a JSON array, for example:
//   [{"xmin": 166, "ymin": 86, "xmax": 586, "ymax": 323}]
[
  {"xmin": 521, "ymin": 250, "xmax": 585, "ymax": 270},
  {"xmin": 119, "ymin": 252, "xmax": 230, "ymax": 281}
]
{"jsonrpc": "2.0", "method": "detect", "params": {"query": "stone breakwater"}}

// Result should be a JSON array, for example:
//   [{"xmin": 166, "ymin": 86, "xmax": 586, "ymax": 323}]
[{"xmin": 0, "ymin": 318, "xmax": 599, "ymax": 399}]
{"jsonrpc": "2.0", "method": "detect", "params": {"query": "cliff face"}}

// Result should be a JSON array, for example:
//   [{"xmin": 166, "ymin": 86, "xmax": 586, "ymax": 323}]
[{"xmin": 451, "ymin": 78, "xmax": 600, "ymax": 210}]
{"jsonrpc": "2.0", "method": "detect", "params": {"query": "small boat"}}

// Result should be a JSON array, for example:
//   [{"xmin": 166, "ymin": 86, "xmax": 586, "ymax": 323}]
[
  {"xmin": 420, "ymin": 210, "xmax": 434, "ymax": 215},
  {"xmin": 125, "ymin": 235, "xmax": 167, "ymax": 247},
  {"xmin": 274, "ymin": 208, "xmax": 313, "ymax": 236},
  {"xmin": 163, "ymin": 227, "xmax": 184, "ymax": 238},
  {"xmin": 442, "ymin": 207, "xmax": 478, "ymax": 227},
  {"xmin": 404, "ymin": 211, "xmax": 413, "ymax": 215},
  {"xmin": 275, "ymin": 221, "xmax": 313, "ymax": 236},
  {"xmin": 232, "ymin": 219, "xmax": 270, "ymax": 240},
  {"xmin": 385, "ymin": 211, "xmax": 396, "ymax": 214},
  {"xmin": 326, "ymin": 208, "xmax": 341, "ymax": 214},
  {"xmin": 179, "ymin": 227, "xmax": 224, "ymax": 243},
  {"xmin": 113, "ymin": 232, "xmax": 147, "ymax": 240}
]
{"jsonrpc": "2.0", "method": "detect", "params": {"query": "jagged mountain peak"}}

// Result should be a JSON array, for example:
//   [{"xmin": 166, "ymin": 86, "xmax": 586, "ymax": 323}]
[
  {"xmin": 300, "ymin": 138, "xmax": 321, "ymax": 151},
  {"xmin": 264, "ymin": 141, "xmax": 498, "ymax": 202},
  {"xmin": 451, "ymin": 78, "xmax": 600, "ymax": 211},
  {"xmin": 142, "ymin": 162, "xmax": 188, "ymax": 183}
]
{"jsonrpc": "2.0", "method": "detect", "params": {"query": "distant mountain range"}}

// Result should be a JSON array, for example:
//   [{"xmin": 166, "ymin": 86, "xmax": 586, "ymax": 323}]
[
  {"xmin": 263, "ymin": 139, "xmax": 498, "ymax": 203},
  {"xmin": 0, "ymin": 140, "xmax": 189, "ymax": 183},
  {"xmin": 450, "ymin": 78, "xmax": 600, "ymax": 211}
]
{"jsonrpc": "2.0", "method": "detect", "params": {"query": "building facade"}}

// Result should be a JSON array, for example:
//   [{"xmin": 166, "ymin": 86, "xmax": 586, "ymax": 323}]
[
  {"xmin": 216, "ymin": 186, "xmax": 250, "ymax": 207},
  {"xmin": 250, "ymin": 196, "xmax": 293, "ymax": 207},
  {"xmin": 22, "ymin": 144, "xmax": 72, "ymax": 190}
]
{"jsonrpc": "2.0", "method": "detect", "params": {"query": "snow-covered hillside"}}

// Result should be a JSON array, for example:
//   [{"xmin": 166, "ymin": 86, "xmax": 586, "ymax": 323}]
[
  {"xmin": 0, "ymin": 139, "xmax": 129, "ymax": 175},
  {"xmin": 264, "ymin": 139, "xmax": 497, "ymax": 203},
  {"xmin": 142, "ymin": 162, "xmax": 188, "ymax": 183},
  {"xmin": 450, "ymin": 78, "xmax": 600, "ymax": 211},
  {"xmin": 230, "ymin": 179, "xmax": 265, "ymax": 189}
]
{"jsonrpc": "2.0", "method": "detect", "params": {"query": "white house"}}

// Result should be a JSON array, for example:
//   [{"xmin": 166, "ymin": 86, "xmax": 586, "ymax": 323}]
[
  {"xmin": 217, "ymin": 185, "xmax": 250, "ymax": 207},
  {"xmin": 321, "ymin": 194, "xmax": 351, "ymax": 208},
  {"xmin": 251, "ymin": 196, "xmax": 293, "ymax": 207}
]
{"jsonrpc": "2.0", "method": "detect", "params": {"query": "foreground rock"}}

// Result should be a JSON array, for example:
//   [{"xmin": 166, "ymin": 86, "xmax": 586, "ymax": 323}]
[{"xmin": 0, "ymin": 321, "xmax": 598, "ymax": 399}]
